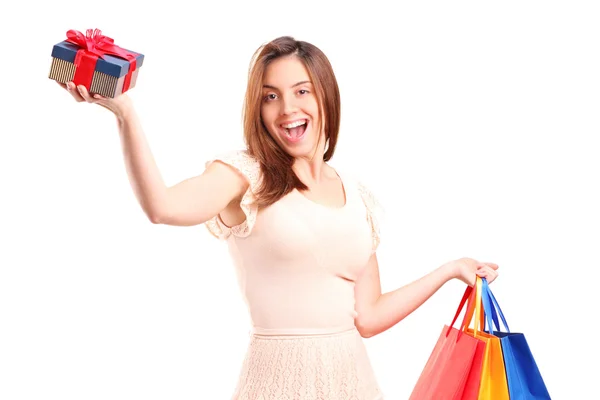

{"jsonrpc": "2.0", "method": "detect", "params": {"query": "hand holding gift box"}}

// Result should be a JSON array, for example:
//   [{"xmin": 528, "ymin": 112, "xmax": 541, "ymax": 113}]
[{"xmin": 49, "ymin": 29, "xmax": 144, "ymax": 98}]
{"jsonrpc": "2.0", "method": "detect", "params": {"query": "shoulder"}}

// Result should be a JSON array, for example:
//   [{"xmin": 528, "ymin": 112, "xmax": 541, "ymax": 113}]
[
  {"xmin": 335, "ymin": 166, "xmax": 383, "ymax": 214},
  {"xmin": 205, "ymin": 149, "xmax": 262, "ymax": 186},
  {"xmin": 356, "ymin": 180, "xmax": 380, "ymax": 207},
  {"xmin": 206, "ymin": 148, "xmax": 260, "ymax": 170},
  {"xmin": 338, "ymin": 168, "xmax": 384, "ymax": 249},
  {"xmin": 204, "ymin": 149, "xmax": 262, "ymax": 240},
  {"xmin": 334, "ymin": 166, "xmax": 378, "ymax": 202}
]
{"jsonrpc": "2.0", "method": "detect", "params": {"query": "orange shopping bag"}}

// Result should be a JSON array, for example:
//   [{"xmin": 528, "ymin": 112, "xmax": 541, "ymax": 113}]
[
  {"xmin": 409, "ymin": 285, "xmax": 485, "ymax": 400},
  {"xmin": 464, "ymin": 277, "xmax": 509, "ymax": 400}
]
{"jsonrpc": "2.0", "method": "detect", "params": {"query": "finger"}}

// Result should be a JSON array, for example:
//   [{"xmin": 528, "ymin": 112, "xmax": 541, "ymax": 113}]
[
  {"xmin": 478, "ymin": 265, "xmax": 495, "ymax": 277},
  {"xmin": 477, "ymin": 267, "xmax": 498, "ymax": 283},
  {"xmin": 56, "ymin": 81, "xmax": 67, "ymax": 90},
  {"xmin": 477, "ymin": 265, "xmax": 498, "ymax": 275},
  {"xmin": 485, "ymin": 272, "xmax": 498, "ymax": 284},
  {"xmin": 481, "ymin": 262, "xmax": 499, "ymax": 270},
  {"xmin": 476, "ymin": 267, "xmax": 491, "ymax": 278},
  {"xmin": 476, "ymin": 271, "xmax": 493, "ymax": 284},
  {"xmin": 76, "ymin": 85, "xmax": 92, "ymax": 102},
  {"xmin": 64, "ymin": 82, "xmax": 85, "ymax": 102},
  {"xmin": 76, "ymin": 84, "xmax": 97, "ymax": 103},
  {"xmin": 92, "ymin": 93, "xmax": 107, "ymax": 101}
]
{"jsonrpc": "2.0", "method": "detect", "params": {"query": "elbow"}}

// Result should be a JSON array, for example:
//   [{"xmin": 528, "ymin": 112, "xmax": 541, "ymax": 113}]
[
  {"xmin": 355, "ymin": 318, "xmax": 375, "ymax": 339},
  {"xmin": 358, "ymin": 328, "xmax": 375, "ymax": 339},
  {"xmin": 360, "ymin": 331, "xmax": 374, "ymax": 339},
  {"xmin": 147, "ymin": 195, "xmax": 170, "ymax": 224},
  {"xmin": 147, "ymin": 203, "xmax": 169, "ymax": 224},
  {"xmin": 147, "ymin": 211, "xmax": 164, "ymax": 224}
]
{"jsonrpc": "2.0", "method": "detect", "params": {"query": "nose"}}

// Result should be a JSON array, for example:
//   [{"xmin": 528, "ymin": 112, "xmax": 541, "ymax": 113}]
[{"xmin": 280, "ymin": 93, "xmax": 298, "ymax": 116}]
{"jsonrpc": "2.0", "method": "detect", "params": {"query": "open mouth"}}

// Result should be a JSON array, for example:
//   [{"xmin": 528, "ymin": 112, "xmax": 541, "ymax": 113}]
[{"xmin": 280, "ymin": 119, "xmax": 308, "ymax": 143}]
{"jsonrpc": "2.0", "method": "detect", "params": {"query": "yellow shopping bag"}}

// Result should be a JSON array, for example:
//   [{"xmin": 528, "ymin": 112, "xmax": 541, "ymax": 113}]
[{"xmin": 464, "ymin": 277, "xmax": 509, "ymax": 400}]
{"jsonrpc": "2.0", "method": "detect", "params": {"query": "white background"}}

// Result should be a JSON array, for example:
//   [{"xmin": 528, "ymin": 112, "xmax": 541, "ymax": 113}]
[{"xmin": 1, "ymin": 1, "xmax": 598, "ymax": 399}]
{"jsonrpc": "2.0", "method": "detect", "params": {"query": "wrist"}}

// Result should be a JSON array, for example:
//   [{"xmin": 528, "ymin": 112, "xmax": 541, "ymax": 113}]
[
  {"xmin": 439, "ymin": 261, "xmax": 457, "ymax": 282},
  {"xmin": 115, "ymin": 102, "xmax": 136, "ymax": 123},
  {"xmin": 109, "ymin": 94, "xmax": 134, "ymax": 120}
]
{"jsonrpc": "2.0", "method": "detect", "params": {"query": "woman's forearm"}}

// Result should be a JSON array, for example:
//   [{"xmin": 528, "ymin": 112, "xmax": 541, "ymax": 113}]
[
  {"xmin": 115, "ymin": 105, "xmax": 167, "ymax": 222},
  {"xmin": 363, "ymin": 263, "xmax": 454, "ymax": 338}
]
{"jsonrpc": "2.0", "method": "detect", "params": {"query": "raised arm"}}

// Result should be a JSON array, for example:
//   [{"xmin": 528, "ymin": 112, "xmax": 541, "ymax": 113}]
[{"xmin": 58, "ymin": 82, "xmax": 248, "ymax": 226}]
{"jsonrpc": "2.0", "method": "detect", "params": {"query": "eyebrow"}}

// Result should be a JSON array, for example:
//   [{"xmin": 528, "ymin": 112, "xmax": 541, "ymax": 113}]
[{"xmin": 262, "ymin": 80, "xmax": 312, "ymax": 90}]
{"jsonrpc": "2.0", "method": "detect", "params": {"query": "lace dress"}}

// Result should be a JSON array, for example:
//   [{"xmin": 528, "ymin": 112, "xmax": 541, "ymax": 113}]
[{"xmin": 205, "ymin": 150, "xmax": 385, "ymax": 400}]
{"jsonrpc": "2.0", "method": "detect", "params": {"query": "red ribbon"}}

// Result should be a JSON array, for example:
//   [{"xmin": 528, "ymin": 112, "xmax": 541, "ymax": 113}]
[{"xmin": 65, "ymin": 29, "xmax": 138, "ymax": 94}]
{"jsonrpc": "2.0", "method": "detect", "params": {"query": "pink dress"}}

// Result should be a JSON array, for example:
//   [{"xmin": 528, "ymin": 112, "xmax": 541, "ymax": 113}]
[{"xmin": 205, "ymin": 150, "xmax": 385, "ymax": 400}]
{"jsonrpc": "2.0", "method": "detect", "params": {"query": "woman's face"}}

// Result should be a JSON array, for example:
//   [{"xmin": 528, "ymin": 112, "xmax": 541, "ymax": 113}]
[{"xmin": 260, "ymin": 56, "xmax": 323, "ymax": 159}]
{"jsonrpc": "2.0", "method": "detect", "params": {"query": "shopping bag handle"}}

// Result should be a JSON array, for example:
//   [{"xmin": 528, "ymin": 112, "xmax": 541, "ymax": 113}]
[
  {"xmin": 452, "ymin": 277, "xmax": 485, "ymax": 341},
  {"xmin": 486, "ymin": 282, "xmax": 510, "ymax": 332},
  {"xmin": 459, "ymin": 277, "xmax": 496, "ymax": 339},
  {"xmin": 481, "ymin": 278, "xmax": 511, "ymax": 333},
  {"xmin": 447, "ymin": 277, "xmax": 495, "ymax": 340},
  {"xmin": 480, "ymin": 278, "xmax": 499, "ymax": 332},
  {"xmin": 479, "ymin": 278, "xmax": 496, "ymax": 336},
  {"xmin": 445, "ymin": 284, "xmax": 473, "ymax": 337},
  {"xmin": 471, "ymin": 277, "xmax": 486, "ymax": 337}
]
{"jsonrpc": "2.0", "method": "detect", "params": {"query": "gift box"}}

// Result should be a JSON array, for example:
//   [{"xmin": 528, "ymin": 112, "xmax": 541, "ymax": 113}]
[{"xmin": 49, "ymin": 29, "xmax": 144, "ymax": 98}]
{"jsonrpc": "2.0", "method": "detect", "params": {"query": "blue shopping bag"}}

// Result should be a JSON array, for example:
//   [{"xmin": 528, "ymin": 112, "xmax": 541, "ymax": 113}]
[{"xmin": 480, "ymin": 279, "xmax": 552, "ymax": 400}]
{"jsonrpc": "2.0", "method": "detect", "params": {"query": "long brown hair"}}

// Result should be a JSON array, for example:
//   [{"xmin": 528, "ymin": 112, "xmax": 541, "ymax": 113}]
[{"xmin": 242, "ymin": 36, "xmax": 341, "ymax": 208}]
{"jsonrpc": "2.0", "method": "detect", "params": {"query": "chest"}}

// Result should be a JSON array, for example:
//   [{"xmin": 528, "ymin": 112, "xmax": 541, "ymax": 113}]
[
  {"xmin": 251, "ymin": 187, "xmax": 373, "ymax": 277},
  {"xmin": 298, "ymin": 176, "xmax": 347, "ymax": 209}
]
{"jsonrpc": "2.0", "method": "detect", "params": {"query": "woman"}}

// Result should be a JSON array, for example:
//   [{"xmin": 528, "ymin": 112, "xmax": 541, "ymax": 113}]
[{"xmin": 58, "ymin": 36, "xmax": 499, "ymax": 400}]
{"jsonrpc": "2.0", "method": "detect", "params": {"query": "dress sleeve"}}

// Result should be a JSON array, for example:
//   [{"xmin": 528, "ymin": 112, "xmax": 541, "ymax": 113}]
[
  {"xmin": 357, "ymin": 181, "xmax": 384, "ymax": 254},
  {"xmin": 204, "ymin": 150, "xmax": 261, "ymax": 240}
]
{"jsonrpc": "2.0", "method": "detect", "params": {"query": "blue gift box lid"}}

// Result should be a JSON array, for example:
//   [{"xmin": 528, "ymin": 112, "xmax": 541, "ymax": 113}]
[{"xmin": 51, "ymin": 40, "xmax": 145, "ymax": 78}]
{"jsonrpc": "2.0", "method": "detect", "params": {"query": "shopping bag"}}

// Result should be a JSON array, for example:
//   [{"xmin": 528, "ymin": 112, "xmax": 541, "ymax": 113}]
[
  {"xmin": 464, "ymin": 277, "xmax": 509, "ymax": 400},
  {"xmin": 409, "ymin": 285, "xmax": 485, "ymax": 400},
  {"xmin": 481, "ymin": 278, "xmax": 552, "ymax": 399}
]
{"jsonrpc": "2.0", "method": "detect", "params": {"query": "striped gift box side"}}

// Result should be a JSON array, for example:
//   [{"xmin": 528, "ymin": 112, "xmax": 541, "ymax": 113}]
[{"xmin": 49, "ymin": 57, "xmax": 136, "ymax": 98}]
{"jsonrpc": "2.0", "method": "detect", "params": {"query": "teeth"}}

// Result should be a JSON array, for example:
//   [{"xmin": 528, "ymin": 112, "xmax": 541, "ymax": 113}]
[{"xmin": 282, "ymin": 120, "xmax": 306, "ymax": 129}]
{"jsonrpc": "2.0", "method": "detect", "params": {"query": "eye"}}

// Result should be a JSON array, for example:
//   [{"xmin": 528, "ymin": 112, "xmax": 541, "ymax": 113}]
[
  {"xmin": 264, "ymin": 93, "xmax": 278, "ymax": 102},
  {"xmin": 298, "ymin": 89, "xmax": 309, "ymax": 95}
]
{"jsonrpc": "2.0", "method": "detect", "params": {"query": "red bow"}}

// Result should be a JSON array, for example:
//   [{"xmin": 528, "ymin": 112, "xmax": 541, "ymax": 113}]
[{"xmin": 65, "ymin": 29, "xmax": 138, "ymax": 94}]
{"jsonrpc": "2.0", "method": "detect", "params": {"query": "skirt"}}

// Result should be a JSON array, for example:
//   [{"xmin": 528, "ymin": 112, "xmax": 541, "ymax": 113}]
[{"xmin": 231, "ymin": 327, "xmax": 384, "ymax": 400}]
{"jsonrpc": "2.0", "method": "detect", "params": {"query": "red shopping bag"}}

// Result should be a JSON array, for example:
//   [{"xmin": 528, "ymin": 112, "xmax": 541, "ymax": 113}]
[{"xmin": 410, "ymin": 285, "xmax": 486, "ymax": 400}]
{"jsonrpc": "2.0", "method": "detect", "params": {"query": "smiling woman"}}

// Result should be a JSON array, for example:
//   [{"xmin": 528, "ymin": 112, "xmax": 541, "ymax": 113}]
[
  {"xmin": 260, "ymin": 61, "xmax": 321, "ymax": 162},
  {"xmin": 57, "ymin": 35, "xmax": 499, "ymax": 400},
  {"xmin": 203, "ymin": 39, "xmax": 386, "ymax": 398},
  {"xmin": 240, "ymin": 38, "xmax": 341, "ymax": 210},
  {"xmin": 262, "ymin": 76, "xmax": 315, "ymax": 145}
]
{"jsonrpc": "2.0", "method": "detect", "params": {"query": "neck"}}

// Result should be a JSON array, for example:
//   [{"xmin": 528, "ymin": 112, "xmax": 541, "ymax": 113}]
[
  {"xmin": 292, "ymin": 136, "xmax": 331, "ymax": 184},
  {"xmin": 293, "ymin": 157, "xmax": 326, "ymax": 183}
]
